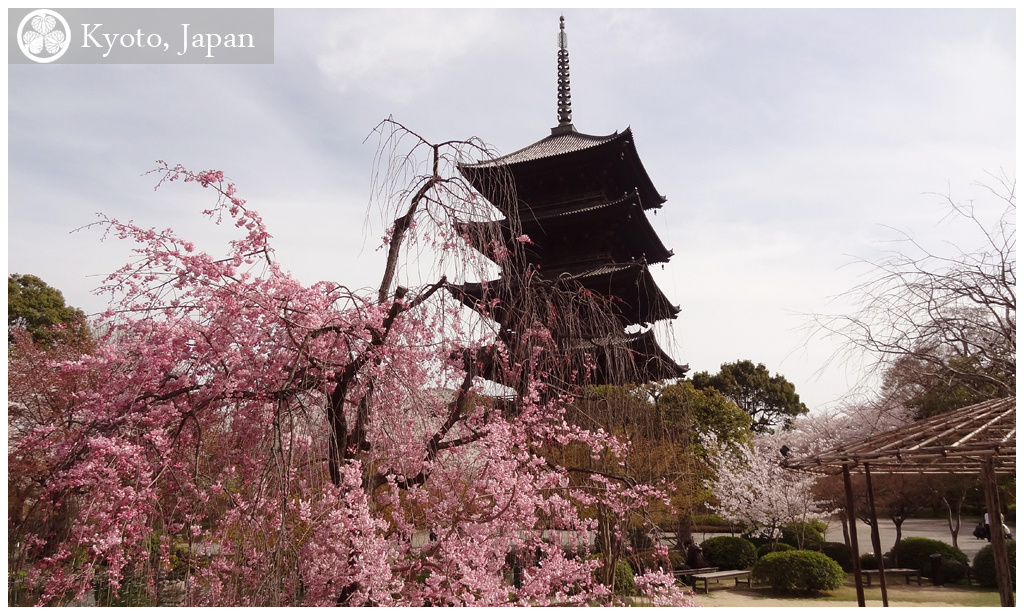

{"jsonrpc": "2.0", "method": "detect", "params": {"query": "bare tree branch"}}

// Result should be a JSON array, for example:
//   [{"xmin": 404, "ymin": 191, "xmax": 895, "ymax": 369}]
[{"xmin": 809, "ymin": 174, "xmax": 1015, "ymax": 415}]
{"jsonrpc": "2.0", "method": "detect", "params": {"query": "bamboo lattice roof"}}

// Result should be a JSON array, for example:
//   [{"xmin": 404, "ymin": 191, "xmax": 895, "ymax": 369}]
[{"xmin": 784, "ymin": 397, "xmax": 1016, "ymax": 476}]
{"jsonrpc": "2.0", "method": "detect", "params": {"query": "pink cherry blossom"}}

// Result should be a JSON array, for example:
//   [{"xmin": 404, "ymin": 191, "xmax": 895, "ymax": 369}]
[{"xmin": 9, "ymin": 159, "xmax": 693, "ymax": 607}]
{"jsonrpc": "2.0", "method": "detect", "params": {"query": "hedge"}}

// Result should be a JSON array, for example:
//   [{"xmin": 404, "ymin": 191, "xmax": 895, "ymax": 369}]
[
  {"xmin": 756, "ymin": 542, "xmax": 795, "ymax": 558},
  {"xmin": 700, "ymin": 536, "xmax": 757, "ymax": 571},
  {"xmin": 815, "ymin": 541, "xmax": 853, "ymax": 572},
  {"xmin": 891, "ymin": 537, "xmax": 968, "ymax": 582},
  {"xmin": 781, "ymin": 521, "xmax": 826, "ymax": 548},
  {"xmin": 752, "ymin": 550, "xmax": 845, "ymax": 593},
  {"xmin": 972, "ymin": 540, "xmax": 1016, "ymax": 588},
  {"xmin": 613, "ymin": 560, "xmax": 636, "ymax": 596}
]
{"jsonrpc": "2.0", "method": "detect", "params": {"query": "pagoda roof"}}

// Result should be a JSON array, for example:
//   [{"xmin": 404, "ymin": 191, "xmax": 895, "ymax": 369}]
[
  {"xmin": 446, "ymin": 276, "xmax": 624, "ymax": 339},
  {"xmin": 460, "ymin": 190, "xmax": 673, "ymax": 267},
  {"xmin": 543, "ymin": 261, "xmax": 680, "ymax": 325},
  {"xmin": 460, "ymin": 127, "xmax": 667, "ymax": 212},
  {"xmin": 454, "ymin": 328, "xmax": 688, "ymax": 388},
  {"xmin": 466, "ymin": 129, "xmax": 624, "ymax": 167},
  {"xmin": 451, "ymin": 261, "xmax": 678, "ymax": 328},
  {"xmin": 566, "ymin": 329, "xmax": 689, "ymax": 385}
]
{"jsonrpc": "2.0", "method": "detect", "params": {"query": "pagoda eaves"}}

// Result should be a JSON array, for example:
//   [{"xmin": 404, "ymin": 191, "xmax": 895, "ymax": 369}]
[
  {"xmin": 451, "ymin": 260, "xmax": 679, "ymax": 330},
  {"xmin": 460, "ymin": 128, "xmax": 667, "ymax": 213},
  {"xmin": 459, "ymin": 189, "xmax": 673, "ymax": 268}
]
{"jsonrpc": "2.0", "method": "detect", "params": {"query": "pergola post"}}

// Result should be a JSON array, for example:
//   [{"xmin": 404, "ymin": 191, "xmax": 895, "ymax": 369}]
[
  {"xmin": 864, "ymin": 463, "xmax": 888, "ymax": 607},
  {"xmin": 783, "ymin": 398, "xmax": 1015, "ymax": 609},
  {"xmin": 980, "ymin": 456, "xmax": 1014, "ymax": 607},
  {"xmin": 843, "ymin": 464, "xmax": 866, "ymax": 607}
]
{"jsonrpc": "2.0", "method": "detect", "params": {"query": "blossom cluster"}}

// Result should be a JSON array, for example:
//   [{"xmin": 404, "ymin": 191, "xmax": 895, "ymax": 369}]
[{"xmin": 9, "ymin": 166, "xmax": 691, "ymax": 606}]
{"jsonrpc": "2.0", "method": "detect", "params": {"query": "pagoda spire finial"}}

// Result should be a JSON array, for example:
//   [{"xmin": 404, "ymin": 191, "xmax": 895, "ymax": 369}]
[{"xmin": 554, "ymin": 15, "xmax": 575, "ymax": 134}]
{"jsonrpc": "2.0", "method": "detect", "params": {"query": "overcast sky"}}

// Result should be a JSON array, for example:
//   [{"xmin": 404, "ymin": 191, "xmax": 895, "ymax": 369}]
[{"xmin": 8, "ymin": 9, "xmax": 1016, "ymax": 411}]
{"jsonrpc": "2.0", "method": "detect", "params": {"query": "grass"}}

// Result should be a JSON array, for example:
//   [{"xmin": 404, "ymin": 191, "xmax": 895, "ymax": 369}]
[
  {"xmin": 823, "ymin": 581, "xmax": 1004, "ymax": 607},
  {"xmin": 721, "ymin": 575, "xmax": 1009, "ymax": 607}
]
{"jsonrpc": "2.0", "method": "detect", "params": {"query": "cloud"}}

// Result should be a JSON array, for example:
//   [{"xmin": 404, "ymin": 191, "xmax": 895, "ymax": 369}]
[{"xmin": 311, "ymin": 11, "xmax": 500, "ymax": 105}]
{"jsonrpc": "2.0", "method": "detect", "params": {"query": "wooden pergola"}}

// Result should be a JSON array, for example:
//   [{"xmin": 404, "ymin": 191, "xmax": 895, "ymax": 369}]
[{"xmin": 784, "ymin": 397, "xmax": 1016, "ymax": 607}]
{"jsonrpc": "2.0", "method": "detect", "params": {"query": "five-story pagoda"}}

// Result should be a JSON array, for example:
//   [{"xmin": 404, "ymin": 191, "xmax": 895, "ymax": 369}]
[{"xmin": 451, "ymin": 17, "xmax": 687, "ymax": 387}]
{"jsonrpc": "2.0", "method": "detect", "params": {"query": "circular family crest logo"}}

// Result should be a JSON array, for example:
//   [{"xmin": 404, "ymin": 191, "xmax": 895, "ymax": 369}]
[{"xmin": 18, "ymin": 9, "xmax": 71, "ymax": 63}]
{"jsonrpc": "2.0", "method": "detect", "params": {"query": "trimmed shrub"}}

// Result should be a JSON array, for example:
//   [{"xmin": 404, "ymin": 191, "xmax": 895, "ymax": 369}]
[
  {"xmin": 693, "ymin": 513, "xmax": 728, "ymax": 527},
  {"xmin": 752, "ymin": 550, "xmax": 846, "ymax": 593},
  {"xmin": 613, "ymin": 560, "xmax": 636, "ymax": 596},
  {"xmin": 743, "ymin": 521, "xmax": 826, "ymax": 549},
  {"xmin": 860, "ymin": 552, "xmax": 878, "ymax": 569},
  {"xmin": 815, "ymin": 541, "xmax": 853, "ymax": 572},
  {"xmin": 701, "ymin": 536, "xmax": 757, "ymax": 571},
  {"xmin": 757, "ymin": 542, "xmax": 795, "ymax": 558},
  {"xmin": 781, "ymin": 521, "xmax": 826, "ymax": 548},
  {"xmin": 937, "ymin": 555, "xmax": 968, "ymax": 584},
  {"xmin": 891, "ymin": 537, "xmax": 968, "ymax": 579},
  {"xmin": 888, "ymin": 536, "xmax": 966, "ymax": 585},
  {"xmin": 668, "ymin": 549, "xmax": 686, "ymax": 571},
  {"xmin": 972, "ymin": 540, "xmax": 1016, "ymax": 588}
]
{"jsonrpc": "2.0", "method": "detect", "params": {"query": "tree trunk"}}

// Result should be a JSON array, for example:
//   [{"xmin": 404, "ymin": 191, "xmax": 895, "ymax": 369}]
[
  {"xmin": 891, "ymin": 518, "xmax": 904, "ymax": 565},
  {"xmin": 676, "ymin": 512, "xmax": 693, "ymax": 552},
  {"xmin": 596, "ymin": 504, "xmax": 619, "ymax": 593},
  {"xmin": 942, "ymin": 492, "xmax": 966, "ymax": 550}
]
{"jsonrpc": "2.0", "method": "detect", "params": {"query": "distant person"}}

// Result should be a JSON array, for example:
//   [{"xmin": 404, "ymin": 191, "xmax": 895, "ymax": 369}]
[
  {"xmin": 973, "ymin": 522, "xmax": 988, "ymax": 540},
  {"xmin": 686, "ymin": 541, "xmax": 706, "ymax": 569},
  {"xmin": 984, "ymin": 512, "xmax": 992, "ymax": 542},
  {"xmin": 678, "ymin": 541, "xmax": 694, "ymax": 570}
]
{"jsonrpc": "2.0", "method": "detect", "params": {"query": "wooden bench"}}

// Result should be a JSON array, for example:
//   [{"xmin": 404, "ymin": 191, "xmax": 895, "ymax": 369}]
[
  {"xmin": 672, "ymin": 567, "xmax": 718, "ymax": 585},
  {"xmin": 691, "ymin": 569, "xmax": 752, "ymax": 594},
  {"xmin": 861, "ymin": 568, "xmax": 921, "ymax": 587}
]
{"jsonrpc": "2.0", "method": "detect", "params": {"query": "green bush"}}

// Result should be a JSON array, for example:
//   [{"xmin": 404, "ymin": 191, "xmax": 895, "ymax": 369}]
[
  {"xmin": 860, "ymin": 552, "xmax": 878, "ymax": 569},
  {"xmin": 757, "ymin": 542, "xmax": 795, "ymax": 558},
  {"xmin": 815, "ymin": 541, "xmax": 853, "ymax": 572},
  {"xmin": 936, "ymin": 555, "xmax": 968, "ymax": 584},
  {"xmin": 700, "ymin": 536, "xmax": 757, "ymax": 570},
  {"xmin": 781, "ymin": 521, "xmax": 826, "ymax": 548},
  {"xmin": 613, "ymin": 560, "xmax": 636, "ymax": 596},
  {"xmin": 752, "ymin": 550, "xmax": 846, "ymax": 593},
  {"xmin": 891, "ymin": 537, "xmax": 968, "ymax": 579},
  {"xmin": 693, "ymin": 514, "xmax": 728, "ymax": 527},
  {"xmin": 972, "ymin": 540, "xmax": 1016, "ymax": 588},
  {"xmin": 743, "ymin": 521, "xmax": 826, "ymax": 549},
  {"xmin": 592, "ymin": 557, "xmax": 637, "ymax": 596},
  {"xmin": 668, "ymin": 549, "xmax": 686, "ymax": 571}
]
